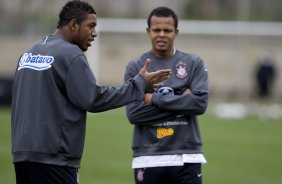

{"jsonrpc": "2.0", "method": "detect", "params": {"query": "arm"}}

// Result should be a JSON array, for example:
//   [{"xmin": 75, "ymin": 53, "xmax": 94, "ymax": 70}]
[
  {"xmin": 65, "ymin": 56, "xmax": 146, "ymax": 112},
  {"xmin": 125, "ymin": 60, "xmax": 177, "ymax": 124},
  {"xmin": 151, "ymin": 58, "xmax": 209, "ymax": 116},
  {"xmin": 65, "ymin": 56, "xmax": 171, "ymax": 113}
]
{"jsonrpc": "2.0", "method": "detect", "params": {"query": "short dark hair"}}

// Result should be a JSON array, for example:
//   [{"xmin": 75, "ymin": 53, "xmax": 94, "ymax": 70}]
[
  {"xmin": 57, "ymin": 0, "xmax": 96, "ymax": 28},
  {"xmin": 147, "ymin": 7, "xmax": 178, "ymax": 29}
]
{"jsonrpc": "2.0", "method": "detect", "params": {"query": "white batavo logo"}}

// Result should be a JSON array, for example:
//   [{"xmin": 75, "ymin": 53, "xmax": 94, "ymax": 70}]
[{"xmin": 18, "ymin": 53, "xmax": 54, "ymax": 71}]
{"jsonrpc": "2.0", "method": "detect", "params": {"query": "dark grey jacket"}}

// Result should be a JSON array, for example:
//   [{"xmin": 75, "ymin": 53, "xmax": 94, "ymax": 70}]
[
  {"xmin": 125, "ymin": 50, "xmax": 208, "ymax": 157},
  {"xmin": 11, "ymin": 35, "xmax": 146, "ymax": 168}
]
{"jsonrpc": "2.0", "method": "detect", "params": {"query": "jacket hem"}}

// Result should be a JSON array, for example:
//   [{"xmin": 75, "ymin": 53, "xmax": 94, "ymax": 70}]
[{"xmin": 13, "ymin": 151, "xmax": 81, "ymax": 168}]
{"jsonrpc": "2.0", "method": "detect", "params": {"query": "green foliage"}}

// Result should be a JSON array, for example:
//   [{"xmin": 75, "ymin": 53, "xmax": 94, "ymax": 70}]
[
  {"xmin": 1, "ymin": 107, "xmax": 282, "ymax": 184},
  {"xmin": 184, "ymin": 0, "xmax": 282, "ymax": 21}
]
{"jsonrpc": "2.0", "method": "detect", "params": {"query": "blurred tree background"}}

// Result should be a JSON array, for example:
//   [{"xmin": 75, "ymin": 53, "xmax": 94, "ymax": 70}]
[
  {"xmin": 1, "ymin": 0, "xmax": 282, "ymax": 104},
  {"xmin": 1, "ymin": 0, "xmax": 282, "ymax": 35},
  {"xmin": 184, "ymin": 0, "xmax": 282, "ymax": 21}
]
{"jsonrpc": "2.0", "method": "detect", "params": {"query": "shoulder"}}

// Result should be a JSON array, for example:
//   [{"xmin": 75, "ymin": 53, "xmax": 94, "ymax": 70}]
[
  {"xmin": 177, "ymin": 50, "xmax": 204, "ymax": 66},
  {"xmin": 46, "ymin": 35, "xmax": 87, "ymax": 68},
  {"xmin": 51, "ymin": 36, "xmax": 86, "ymax": 64},
  {"xmin": 59, "ymin": 39, "xmax": 84, "ymax": 57}
]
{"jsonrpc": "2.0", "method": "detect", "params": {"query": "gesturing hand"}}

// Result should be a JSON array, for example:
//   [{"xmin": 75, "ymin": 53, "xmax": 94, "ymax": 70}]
[{"xmin": 139, "ymin": 59, "xmax": 172, "ymax": 90}]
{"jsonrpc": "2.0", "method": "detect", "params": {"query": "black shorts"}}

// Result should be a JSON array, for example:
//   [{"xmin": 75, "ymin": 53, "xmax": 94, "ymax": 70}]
[
  {"xmin": 14, "ymin": 162, "xmax": 79, "ymax": 184},
  {"xmin": 134, "ymin": 163, "xmax": 202, "ymax": 184}
]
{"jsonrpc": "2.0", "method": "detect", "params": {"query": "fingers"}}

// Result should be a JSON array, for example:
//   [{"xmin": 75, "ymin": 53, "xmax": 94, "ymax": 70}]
[
  {"xmin": 182, "ymin": 88, "xmax": 192, "ymax": 95},
  {"xmin": 144, "ymin": 93, "xmax": 153, "ymax": 104},
  {"xmin": 150, "ymin": 69, "xmax": 172, "ymax": 77},
  {"xmin": 153, "ymin": 83, "xmax": 164, "ymax": 88},
  {"xmin": 139, "ymin": 59, "xmax": 171, "ymax": 89},
  {"xmin": 139, "ymin": 59, "xmax": 151, "ymax": 76},
  {"xmin": 157, "ymin": 69, "xmax": 172, "ymax": 74},
  {"xmin": 142, "ymin": 59, "xmax": 151, "ymax": 71},
  {"xmin": 155, "ymin": 74, "xmax": 170, "ymax": 83},
  {"xmin": 151, "ymin": 69, "xmax": 172, "ymax": 81}
]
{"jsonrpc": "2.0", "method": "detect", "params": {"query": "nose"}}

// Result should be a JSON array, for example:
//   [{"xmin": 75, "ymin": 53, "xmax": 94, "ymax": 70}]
[
  {"xmin": 158, "ymin": 30, "xmax": 165, "ymax": 37},
  {"xmin": 92, "ymin": 29, "xmax": 97, "ymax": 37}
]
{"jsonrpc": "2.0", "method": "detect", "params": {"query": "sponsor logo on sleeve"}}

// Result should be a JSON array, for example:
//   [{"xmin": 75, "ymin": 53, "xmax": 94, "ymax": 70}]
[{"xmin": 18, "ymin": 53, "xmax": 54, "ymax": 71}]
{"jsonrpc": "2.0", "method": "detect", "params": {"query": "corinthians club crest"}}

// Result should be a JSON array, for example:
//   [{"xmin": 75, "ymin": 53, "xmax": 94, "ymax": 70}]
[
  {"xmin": 136, "ymin": 169, "xmax": 145, "ymax": 182},
  {"xmin": 175, "ymin": 61, "xmax": 188, "ymax": 79}
]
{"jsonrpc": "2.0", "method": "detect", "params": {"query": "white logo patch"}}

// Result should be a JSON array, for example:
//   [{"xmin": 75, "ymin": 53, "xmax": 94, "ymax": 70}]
[
  {"xmin": 136, "ymin": 169, "xmax": 145, "ymax": 182},
  {"xmin": 18, "ymin": 53, "xmax": 54, "ymax": 71}
]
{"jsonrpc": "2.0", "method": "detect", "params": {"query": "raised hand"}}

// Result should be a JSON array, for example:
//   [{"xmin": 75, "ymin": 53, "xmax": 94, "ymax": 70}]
[{"xmin": 139, "ymin": 59, "xmax": 172, "ymax": 90}]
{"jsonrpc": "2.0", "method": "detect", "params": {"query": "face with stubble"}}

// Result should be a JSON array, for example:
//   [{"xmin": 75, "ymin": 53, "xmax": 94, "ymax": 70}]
[
  {"xmin": 72, "ymin": 14, "xmax": 97, "ymax": 52},
  {"xmin": 147, "ymin": 15, "xmax": 179, "ymax": 58}
]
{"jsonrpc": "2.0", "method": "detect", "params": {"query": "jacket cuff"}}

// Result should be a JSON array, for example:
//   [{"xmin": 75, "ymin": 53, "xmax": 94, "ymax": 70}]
[{"xmin": 133, "ymin": 74, "xmax": 146, "ymax": 93}]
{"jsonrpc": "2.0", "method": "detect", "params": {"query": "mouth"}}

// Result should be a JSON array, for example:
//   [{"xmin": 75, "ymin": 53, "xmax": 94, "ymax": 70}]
[
  {"xmin": 156, "ymin": 40, "xmax": 167, "ymax": 47},
  {"xmin": 87, "ymin": 38, "xmax": 94, "ymax": 46}
]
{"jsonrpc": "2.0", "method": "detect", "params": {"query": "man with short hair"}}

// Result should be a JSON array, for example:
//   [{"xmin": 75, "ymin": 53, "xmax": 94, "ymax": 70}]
[
  {"xmin": 125, "ymin": 7, "xmax": 209, "ymax": 184},
  {"xmin": 11, "ymin": 1, "xmax": 171, "ymax": 183}
]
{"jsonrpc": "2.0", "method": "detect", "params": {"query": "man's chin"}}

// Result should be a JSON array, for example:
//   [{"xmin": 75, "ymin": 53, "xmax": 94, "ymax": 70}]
[
  {"xmin": 156, "ymin": 46, "xmax": 167, "ymax": 51},
  {"xmin": 156, "ymin": 48, "xmax": 168, "ymax": 53},
  {"xmin": 80, "ymin": 46, "xmax": 88, "ymax": 52}
]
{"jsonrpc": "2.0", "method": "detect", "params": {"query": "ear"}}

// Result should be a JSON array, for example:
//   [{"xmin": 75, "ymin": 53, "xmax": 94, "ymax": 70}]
[
  {"xmin": 175, "ymin": 28, "xmax": 179, "ymax": 37},
  {"xmin": 146, "ymin": 27, "xmax": 150, "ymax": 34},
  {"xmin": 68, "ymin": 19, "xmax": 78, "ymax": 32}
]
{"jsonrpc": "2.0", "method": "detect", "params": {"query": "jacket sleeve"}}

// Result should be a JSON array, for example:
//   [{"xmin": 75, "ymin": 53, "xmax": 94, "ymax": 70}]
[
  {"xmin": 125, "ymin": 61, "xmax": 177, "ymax": 124},
  {"xmin": 152, "ymin": 57, "xmax": 209, "ymax": 116},
  {"xmin": 65, "ymin": 55, "xmax": 146, "ymax": 112}
]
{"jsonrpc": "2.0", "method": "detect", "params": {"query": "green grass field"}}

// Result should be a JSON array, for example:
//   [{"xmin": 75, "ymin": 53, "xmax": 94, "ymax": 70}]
[{"xmin": 1, "ymin": 105, "xmax": 282, "ymax": 184}]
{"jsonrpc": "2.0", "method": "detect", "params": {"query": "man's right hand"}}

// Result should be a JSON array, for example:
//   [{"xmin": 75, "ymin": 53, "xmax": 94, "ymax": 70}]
[
  {"xmin": 182, "ymin": 88, "xmax": 192, "ymax": 95},
  {"xmin": 139, "ymin": 59, "xmax": 172, "ymax": 90}
]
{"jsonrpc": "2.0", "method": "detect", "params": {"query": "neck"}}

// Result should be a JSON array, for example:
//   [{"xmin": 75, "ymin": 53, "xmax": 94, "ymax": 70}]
[
  {"xmin": 53, "ymin": 28, "xmax": 73, "ymax": 43},
  {"xmin": 152, "ymin": 48, "xmax": 175, "ymax": 58}
]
